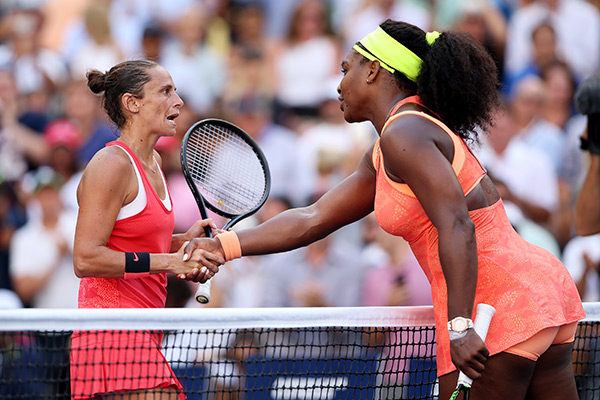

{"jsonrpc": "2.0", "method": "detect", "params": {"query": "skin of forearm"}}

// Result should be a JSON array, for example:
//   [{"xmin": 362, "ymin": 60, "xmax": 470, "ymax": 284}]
[
  {"xmin": 171, "ymin": 233, "xmax": 189, "ymax": 253},
  {"xmin": 74, "ymin": 245, "xmax": 174, "ymax": 278},
  {"xmin": 438, "ymin": 217, "xmax": 478, "ymax": 319},
  {"xmin": 238, "ymin": 206, "xmax": 333, "ymax": 256},
  {"xmin": 74, "ymin": 245, "xmax": 133, "ymax": 278}
]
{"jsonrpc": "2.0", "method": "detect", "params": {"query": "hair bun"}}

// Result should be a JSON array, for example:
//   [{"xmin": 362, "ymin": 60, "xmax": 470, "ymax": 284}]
[{"xmin": 86, "ymin": 69, "xmax": 107, "ymax": 94}]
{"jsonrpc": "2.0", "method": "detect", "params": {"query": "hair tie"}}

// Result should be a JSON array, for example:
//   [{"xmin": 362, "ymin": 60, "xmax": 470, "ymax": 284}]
[{"xmin": 426, "ymin": 31, "xmax": 441, "ymax": 45}]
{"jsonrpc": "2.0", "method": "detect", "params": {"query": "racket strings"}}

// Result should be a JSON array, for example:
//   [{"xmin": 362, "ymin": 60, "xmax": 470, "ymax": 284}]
[{"xmin": 185, "ymin": 125, "xmax": 267, "ymax": 215}]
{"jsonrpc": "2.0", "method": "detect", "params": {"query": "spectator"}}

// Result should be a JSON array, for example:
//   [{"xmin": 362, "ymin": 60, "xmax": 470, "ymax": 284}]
[
  {"xmin": 225, "ymin": 3, "xmax": 274, "ymax": 105},
  {"xmin": 9, "ymin": 167, "xmax": 79, "ymax": 308},
  {"xmin": 140, "ymin": 23, "xmax": 166, "ymax": 62},
  {"xmin": 508, "ymin": 75, "xmax": 567, "ymax": 184},
  {"xmin": 503, "ymin": 20, "xmax": 560, "ymax": 97},
  {"xmin": 0, "ymin": 7, "xmax": 69, "ymax": 96},
  {"xmin": 539, "ymin": 60, "xmax": 585, "ymax": 247},
  {"xmin": 474, "ymin": 101, "xmax": 559, "ymax": 225},
  {"xmin": 361, "ymin": 213, "xmax": 432, "ymax": 307},
  {"xmin": 268, "ymin": 0, "xmax": 342, "ymax": 127},
  {"xmin": 504, "ymin": 0, "xmax": 600, "ymax": 84},
  {"xmin": 38, "ymin": 0, "xmax": 92, "ymax": 53},
  {"xmin": 9, "ymin": 166, "xmax": 75, "ymax": 398},
  {"xmin": 562, "ymin": 234, "xmax": 600, "ymax": 302},
  {"xmin": 229, "ymin": 2, "xmax": 269, "ymax": 58},
  {"xmin": 451, "ymin": 0, "xmax": 507, "ymax": 82},
  {"xmin": 263, "ymin": 233, "xmax": 364, "ymax": 308},
  {"xmin": 223, "ymin": 47, "xmax": 274, "ymax": 119},
  {"xmin": 160, "ymin": 3, "xmax": 228, "ymax": 116},
  {"xmin": 341, "ymin": 0, "xmax": 430, "ymax": 52},
  {"xmin": 66, "ymin": 0, "xmax": 125, "ymax": 80},
  {"xmin": 0, "ymin": 182, "xmax": 27, "ymax": 293},
  {"xmin": 0, "ymin": 68, "xmax": 49, "ymax": 181},
  {"xmin": 42, "ymin": 118, "xmax": 83, "ymax": 210},
  {"xmin": 60, "ymin": 78, "xmax": 117, "ymax": 169}
]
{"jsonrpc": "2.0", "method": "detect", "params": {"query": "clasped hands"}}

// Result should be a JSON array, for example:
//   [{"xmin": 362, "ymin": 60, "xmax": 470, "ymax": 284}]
[{"xmin": 174, "ymin": 219, "xmax": 226, "ymax": 283}]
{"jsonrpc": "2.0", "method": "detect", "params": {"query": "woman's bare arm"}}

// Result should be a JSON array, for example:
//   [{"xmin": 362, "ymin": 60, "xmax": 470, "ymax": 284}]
[
  {"xmin": 73, "ymin": 147, "xmax": 222, "ymax": 280},
  {"xmin": 183, "ymin": 146, "xmax": 378, "ymax": 259},
  {"xmin": 238, "ymin": 146, "xmax": 378, "ymax": 255}
]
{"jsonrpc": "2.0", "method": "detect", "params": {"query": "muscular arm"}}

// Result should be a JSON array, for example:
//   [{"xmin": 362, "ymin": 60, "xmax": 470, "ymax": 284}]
[
  {"xmin": 73, "ymin": 148, "xmax": 221, "ymax": 280},
  {"xmin": 74, "ymin": 148, "xmax": 140, "ymax": 277},
  {"xmin": 237, "ymin": 147, "xmax": 377, "ymax": 256},
  {"xmin": 575, "ymin": 154, "xmax": 600, "ymax": 236},
  {"xmin": 380, "ymin": 115, "xmax": 477, "ymax": 320}
]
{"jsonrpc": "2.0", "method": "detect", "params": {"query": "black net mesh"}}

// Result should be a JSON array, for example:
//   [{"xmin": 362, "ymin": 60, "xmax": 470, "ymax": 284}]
[{"xmin": 0, "ymin": 305, "xmax": 598, "ymax": 400}]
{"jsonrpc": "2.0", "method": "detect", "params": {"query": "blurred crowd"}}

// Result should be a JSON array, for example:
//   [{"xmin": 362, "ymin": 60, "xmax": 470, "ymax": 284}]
[{"xmin": 1, "ymin": 0, "xmax": 600, "ymax": 311}]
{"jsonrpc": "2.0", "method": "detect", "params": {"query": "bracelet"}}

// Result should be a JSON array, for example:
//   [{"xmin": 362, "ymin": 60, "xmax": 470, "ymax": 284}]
[
  {"xmin": 216, "ymin": 231, "xmax": 242, "ymax": 261},
  {"xmin": 124, "ymin": 252, "xmax": 150, "ymax": 279}
]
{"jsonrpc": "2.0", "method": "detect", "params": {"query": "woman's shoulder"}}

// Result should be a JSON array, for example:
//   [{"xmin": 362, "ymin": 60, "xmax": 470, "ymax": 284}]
[
  {"xmin": 384, "ymin": 110, "xmax": 449, "ymax": 143},
  {"xmin": 77, "ymin": 145, "xmax": 137, "ymax": 202},
  {"xmin": 83, "ymin": 144, "xmax": 134, "ymax": 180}
]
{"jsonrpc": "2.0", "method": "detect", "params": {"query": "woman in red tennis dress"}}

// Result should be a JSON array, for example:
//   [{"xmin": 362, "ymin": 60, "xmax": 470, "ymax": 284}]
[
  {"xmin": 185, "ymin": 20, "xmax": 585, "ymax": 400},
  {"xmin": 71, "ymin": 60, "xmax": 223, "ymax": 399}
]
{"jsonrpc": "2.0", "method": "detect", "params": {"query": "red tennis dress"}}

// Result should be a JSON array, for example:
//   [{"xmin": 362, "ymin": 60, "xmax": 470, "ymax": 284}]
[
  {"xmin": 70, "ymin": 141, "xmax": 184, "ymax": 398},
  {"xmin": 373, "ymin": 97, "xmax": 585, "ymax": 376}
]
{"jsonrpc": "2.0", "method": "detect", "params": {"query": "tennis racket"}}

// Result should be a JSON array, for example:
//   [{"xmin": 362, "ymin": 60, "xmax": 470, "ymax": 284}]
[
  {"xmin": 180, "ymin": 118, "xmax": 271, "ymax": 304},
  {"xmin": 449, "ymin": 303, "xmax": 496, "ymax": 400}
]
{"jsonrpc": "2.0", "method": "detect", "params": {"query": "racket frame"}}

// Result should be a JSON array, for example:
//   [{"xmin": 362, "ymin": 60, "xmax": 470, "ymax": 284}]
[
  {"xmin": 180, "ymin": 118, "xmax": 271, "ymax": 303},
  {"xmin": 180, "ymin": 118, "xmax": 271, "ymax": 232}
]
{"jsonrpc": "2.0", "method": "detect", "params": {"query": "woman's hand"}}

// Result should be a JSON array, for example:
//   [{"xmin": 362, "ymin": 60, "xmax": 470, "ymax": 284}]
[
  {"xmin": 183, "ymin": 237, "xmax": 224, "ymax": 265},
  {"xmin": 184, "ymin": 219, "xmax": 222, "ymax": 239},
  {"xmin": 173, "ymin": 240, "xmax": 224, "ymax": 282},
  {"xmin": 171, "ymin": 219, "xmax": 224, "ymax": 252},
  {"xmin": 449, "ymin": 329, "xmax": 489, "ymax": 380}
]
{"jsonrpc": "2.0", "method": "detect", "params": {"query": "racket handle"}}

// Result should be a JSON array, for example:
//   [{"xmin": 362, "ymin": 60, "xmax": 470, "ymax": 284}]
[
  {"xmin": 195, "ymin": 278, "xmax": 213, "ymax": 304},
  {"xmin": 456, "ymin": 303, "xmax": 496, "ymax": 387}
]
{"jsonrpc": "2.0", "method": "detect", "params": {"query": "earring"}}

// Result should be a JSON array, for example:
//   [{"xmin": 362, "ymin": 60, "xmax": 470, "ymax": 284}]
[{"xmin": 366, "ymin": 79, "xmax": 370, "ymax": 83}]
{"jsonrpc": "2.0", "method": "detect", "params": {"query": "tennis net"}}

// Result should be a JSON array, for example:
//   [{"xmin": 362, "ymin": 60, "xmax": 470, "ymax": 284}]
[{"xmin": 0, "ymin": 303, "xmax": 598, "ymax": 400}]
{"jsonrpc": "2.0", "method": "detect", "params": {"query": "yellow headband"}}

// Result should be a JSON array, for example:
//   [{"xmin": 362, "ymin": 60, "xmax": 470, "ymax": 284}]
[{"xmin": 353, "ymin": 27, "xmax": 441, "ymax": 82}]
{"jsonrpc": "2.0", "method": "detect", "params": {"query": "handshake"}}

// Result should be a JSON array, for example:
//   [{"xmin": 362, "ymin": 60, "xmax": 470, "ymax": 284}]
[
  {"xmin": 575, "ymin": 73, "xmax": 600, "ymax": 154},
  {"xmin": 173, "ymin": 220, "xmax": 243, "ymax": 304}
]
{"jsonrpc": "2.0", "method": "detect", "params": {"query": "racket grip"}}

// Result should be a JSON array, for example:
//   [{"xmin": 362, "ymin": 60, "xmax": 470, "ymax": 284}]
[
  {"xmin": 195, "ymin": 278, "xmax": 213, "ymax": 304},
  {"xmin": 456, "ymin": 303, "xmax": 496, "ymax": 387}
]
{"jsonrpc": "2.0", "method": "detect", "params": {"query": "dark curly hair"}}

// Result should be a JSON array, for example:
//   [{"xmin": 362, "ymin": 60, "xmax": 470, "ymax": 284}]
[
  {"xmin": 375, "ymin": 19, "xmax": 501, "ymax": 141},
  {"xmin": 86, "ymin": 60, "xmax": 158, "ymax": 128}
]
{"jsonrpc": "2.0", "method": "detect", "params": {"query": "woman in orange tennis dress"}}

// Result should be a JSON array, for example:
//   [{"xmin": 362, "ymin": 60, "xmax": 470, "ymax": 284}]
[
  {"xmin": 71, "ymin": 60, "xmax": 223, "ymax": 399},
  {"xmin": 187, "ymin": 20, "xmax": 585, "ymax": 399}
]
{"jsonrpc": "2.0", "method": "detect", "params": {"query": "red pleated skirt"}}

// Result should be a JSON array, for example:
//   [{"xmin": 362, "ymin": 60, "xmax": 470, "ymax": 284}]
[{"xmin": 70, "ymin": 330, "xmax": 185, "ymax": 399}]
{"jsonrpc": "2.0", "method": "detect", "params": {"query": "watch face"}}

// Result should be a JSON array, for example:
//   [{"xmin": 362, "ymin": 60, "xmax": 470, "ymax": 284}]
[{"xmin": 453, "ymin": 318, "xmax": 467, "ymax": 332}]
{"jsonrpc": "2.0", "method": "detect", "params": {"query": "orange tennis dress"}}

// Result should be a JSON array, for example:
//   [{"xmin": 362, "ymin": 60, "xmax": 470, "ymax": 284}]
[
  {"xmin": 70, "ymin": 141, "xmax": 184, "ymax": 399},
  {"xmin": 373, "ymin": 97, "xmax": 585, "ymax": 377}
]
